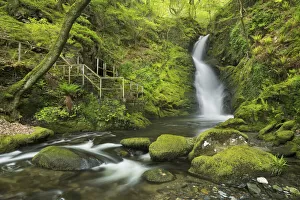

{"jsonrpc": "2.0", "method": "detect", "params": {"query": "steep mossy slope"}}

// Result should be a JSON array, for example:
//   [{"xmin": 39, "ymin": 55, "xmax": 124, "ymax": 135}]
[
  {"xmin": 209, "ymin": 0, "xmax": 300, "ymax": 130},
  {"xmin": 0, "ymin": 0, "xmax": 203, "ymax": 126}
]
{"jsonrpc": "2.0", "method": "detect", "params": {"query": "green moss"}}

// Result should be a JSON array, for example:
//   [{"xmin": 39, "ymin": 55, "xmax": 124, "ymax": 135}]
[
  {"xmin": 189, "ymin": 128, "xmax": 248, "ymax": 160},
  {"xmin": 275, "ymin": 131, "xmax": 294, "ymax": 145},
  {"xmin": 258, "ymin": 120, "xmax": 296, "ymax": 145},
  {"xmin": 189, "ymin": 145, "xmax": 277, "ymax": 183},
  {"xmin": 120, "ymin": 137, "xmax": 151, "ymax": 151},
  {"xmin": 143, "ymin": 168, "xmax": 175, "ymax": 183},
  {"xmin": 149, "ymin": 134, "xmax": 193, "ymax": 161},
  {"xmin": 126, "ymin": 112, "xmax": 151, "ymax": 129},
  {"xmin": 258, "ymin": 121, "xmax": 278, "ymax": 138},
  {"xmin": 278, "ymin": 120, "xmax": 296, "ymax": 131},
  {"xmin": 32, "ymin": 146, "xmax": 101, "ymax": 170},
  {"xmin": 217, "ymin": 118, "xmax": 246, "ymax": 129},
  {"xmin": 0, "ymin": 127, "xmax": 54, "ymax": 153}
]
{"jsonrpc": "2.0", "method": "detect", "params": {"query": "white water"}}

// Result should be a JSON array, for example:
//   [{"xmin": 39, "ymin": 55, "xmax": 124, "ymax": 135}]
[{"xmin": 192, "ymin": 35, "xmax": 231, "ymax": 120}]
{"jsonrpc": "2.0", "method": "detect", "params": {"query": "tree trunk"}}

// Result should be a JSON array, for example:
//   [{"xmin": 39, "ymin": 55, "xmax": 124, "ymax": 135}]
[
  {"xmin": 56, "ymin": 0, "xmax": 65, "ymax": 12},
  {"xmin": 237, "ymin": 0, "xmax": 250, "ymax": 57},
  {"xmin": 1, "ymin": 0, "xmax": 91, "ymax": 119}
]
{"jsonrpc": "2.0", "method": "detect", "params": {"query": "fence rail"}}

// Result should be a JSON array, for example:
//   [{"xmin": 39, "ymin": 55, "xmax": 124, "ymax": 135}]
[{"xmin": 60, "ymin": 64, "xmax": 144, "ymax": 101}]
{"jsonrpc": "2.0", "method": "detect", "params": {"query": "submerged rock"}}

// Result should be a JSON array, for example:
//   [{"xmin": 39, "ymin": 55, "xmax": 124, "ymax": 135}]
[
  {"xmin": 143, "ymin": 168, "xmax": 175, "ymax": 183},
  {"xmin": 247, "ymin": 183, "xmax": 261, "ymax": 195},
  {"xmin": 149, "ymin": 134, "xmax": 193, "ymax": 161},
  {"xmin": 189, "ymin": 145, "xmax": 277, "ymax": 183},
  {"xmin": 32, "ymin": 146, "xmax": 102, "ymax": 170},
  {"xmin": 120, "ymin": 137, "xmax": 151, "ymax": 151},
  {"xmin": 188, "ymin": 128, "xmax": 248, "ymax": 160}
]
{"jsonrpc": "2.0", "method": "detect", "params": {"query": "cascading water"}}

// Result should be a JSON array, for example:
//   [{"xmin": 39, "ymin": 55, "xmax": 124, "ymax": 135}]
[{"xmin": 192, "ymin": 35, "xmax": 227, "ymax": 118}]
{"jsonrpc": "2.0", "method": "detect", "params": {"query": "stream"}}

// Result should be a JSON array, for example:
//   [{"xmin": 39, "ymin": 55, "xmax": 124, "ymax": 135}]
[{"xmin": 1, "ymin": 116, "xmax": 300, "ymax": 200}]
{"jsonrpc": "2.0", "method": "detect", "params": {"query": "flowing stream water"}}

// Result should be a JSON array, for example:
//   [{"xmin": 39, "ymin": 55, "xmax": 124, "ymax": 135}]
[{"xmin": 0, "ymin": 116, "xmax": 229, "ymax": 200}]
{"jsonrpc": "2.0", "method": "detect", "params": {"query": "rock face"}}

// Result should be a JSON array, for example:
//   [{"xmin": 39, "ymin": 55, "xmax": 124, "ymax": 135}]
[
  {"xmin": 189, "ymin": 145, "xmax": 277, "ymax": 183},
  {"xmin": 120, "ymin": 137, "xmax": 151, "ymax": 151},
  {"xmin": 32, "ymin": 146, "xmax": 102, "ymax": 170},
  {"xmin": 188, "ymin": 128, "xmax": 248, "ymax": 160},
  {"xmin": 149, "ymin": 134, "xmax": 194, "ymax": 161},
  {"xmin": 143, "ymin": 168, "xmax": 175, "ymax": 183}
]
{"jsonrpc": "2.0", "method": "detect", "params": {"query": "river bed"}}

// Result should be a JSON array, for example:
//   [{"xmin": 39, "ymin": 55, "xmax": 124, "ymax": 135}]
[{"xmin": 0, "ymin": 116, "xmax": 299, "ymax": 200}]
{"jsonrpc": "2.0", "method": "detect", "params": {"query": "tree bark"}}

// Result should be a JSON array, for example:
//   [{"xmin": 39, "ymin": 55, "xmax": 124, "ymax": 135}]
[
  {"xmin": 237, "ymin": 0, "xmax": 250, "ymax": 56},
  {"xmin": 1, "ymin": 0, "xmax": 91, "ymax": 119}
]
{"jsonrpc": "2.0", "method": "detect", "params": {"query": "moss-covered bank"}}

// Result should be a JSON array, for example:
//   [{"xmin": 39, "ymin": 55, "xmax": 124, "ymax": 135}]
[
  {"xmin": 0, "ymin": 127, "xmax": 54, "ymax": 153},
  {"xmin": 209, "ymin": 0, "xmax": 300, "ymax": 134}
]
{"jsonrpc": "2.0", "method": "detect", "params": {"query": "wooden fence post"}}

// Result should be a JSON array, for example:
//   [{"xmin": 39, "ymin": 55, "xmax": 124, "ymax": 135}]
[
  {"xmin": 96, "ymin": 58, "xmax": 99, "ymax": 75},
  {"xmin": 122, "ymin": 78, "xmax": 125, "ymax": 100},
  {"xmin": 68, "ymin": 65, "xmax": 71, "ymax": 84},
  {"xmin": 82, "ymin": 64, "xmax": 85, "ymax": 86},
  {"xmin": 18, "ymin": 43, "xmax": 21, "ymax": 62},
  {"xmin": 99, "ymin": 78, "xmax": 102, "ymax": 99}
]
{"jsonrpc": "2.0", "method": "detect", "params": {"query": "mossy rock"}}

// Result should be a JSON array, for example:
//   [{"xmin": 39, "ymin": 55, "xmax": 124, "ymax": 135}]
[
  {"xmin": 274, "ymin": 131, "xmax": 294, "ymax": 145},
  {"xmin": 120, "ymin": 137, "xmax": 151, "ymax": 151},
  {"xmin": 217, "ymin": 118, "xmax": 246, "ymax": 129},
  {"xmin": 258, "ymin": 121, "xmax": 278, "ymax": 138},
  {"xmin": 32, "ymin": 146, "xmax": 102, "ymax": 171},
  {"xmin": 149, "ymin": 134, "xmax": 193, "ymax": 161},
  {"xmin": 277, "ymin": 120, "xmax": 296, "ymax": 132},
  {"xmin": 188, "ymin": 128, "xmax": 248, "ymax": 160},
  {"xmin": 45, "ymin": 120, "xmax": 95, "ymax": 134},
  {"xmin": 189, "ymin": 145, "xmax": 277, "ymax": 183},
  {"xmin": 143, "ymin": 168, "xmax": 175, "ymax": 183},
  {"xmin": 271, "ymin": 141, "xmax": 298, "ymax": 157},
  {"xmin": 0, "ymin": 127, "xmax": 54, "ymax": 153},
  {"xmin": 258, "ymin": 121, "xmax": 295, "ymax": 145}
]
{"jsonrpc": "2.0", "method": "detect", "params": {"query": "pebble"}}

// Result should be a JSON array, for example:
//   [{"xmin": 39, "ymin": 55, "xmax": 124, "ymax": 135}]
[
  {"xmin": 272, "ymin": 185, "xmax": 283, "ymax": 192},
  {"xmin": 257, "ymin": 177, "xmax": 268, "ymax": 184},
  {"xmin": 218, "ymin": 190, "xmax": 227, "ymax": 198},
  {"xmin": 247, "ymin": 183, "xmax": 261, "ymax": 195},
  {"xmin": 284, "ymin": 186, "xmax": 300, "ymax": 195}
]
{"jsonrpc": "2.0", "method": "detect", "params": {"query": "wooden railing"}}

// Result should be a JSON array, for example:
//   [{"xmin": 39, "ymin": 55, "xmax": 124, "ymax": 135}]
[{"xmin": 60, "ymin": 64, "xmax": 144, "ymax": 101}]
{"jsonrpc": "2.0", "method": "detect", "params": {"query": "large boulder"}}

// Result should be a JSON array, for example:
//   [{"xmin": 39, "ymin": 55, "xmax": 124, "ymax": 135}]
[
  {"xmin": 188, "ymin": 128, "xmax": 248, "ymax": 160},
  {"xmin": 149, "ymin": 134, "xmax": 194, "ymax": 161},
  {"xmin": 120, "ymin": 137, "xmax": 151, "ymax": 151},
  {"xmin": 189, "ymin": 145, "xmax": 279, "ymax": 183},
  {"xmin": 32, "ymin": 146, "xmax": 102, "ymax": 170}
]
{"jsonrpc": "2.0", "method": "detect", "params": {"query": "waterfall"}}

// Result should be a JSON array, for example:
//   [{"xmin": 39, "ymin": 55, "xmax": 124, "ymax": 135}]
[{"xmin": 192, "ymin": 35, "xmax": 226, "ymax": 117}]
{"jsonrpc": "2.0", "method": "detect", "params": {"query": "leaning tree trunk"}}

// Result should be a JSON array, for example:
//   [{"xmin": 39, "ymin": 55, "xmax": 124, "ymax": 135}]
[{"xmin": 1, "ymin": 0, "xmax": 91, "ymax": 119}]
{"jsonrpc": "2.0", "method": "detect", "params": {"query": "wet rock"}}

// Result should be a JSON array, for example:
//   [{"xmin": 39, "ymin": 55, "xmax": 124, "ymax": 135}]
[
  {"xmin": 188, "ymin": 128, "xmax": 248, "ymax": 159},
  {"xmin": 257, "ymin": 177, "xmax": 268, "ymax": 184},
  {"xmin": 143, "ymin": 168, "xmax": 175, "ymax": 183},
  {"xmin": 216, "ymin": 118, "xmax": 247, "ymax": 130},
  {"xmin": 284, "ymin": 186, "xmax": 300, "ymax": 195},
  {"xmin": 218, "ymin": 190, "xmax": 228, "ymax": 198},
  {"xmin": 120, "ymin": 137, "xmax": 151, "ymax": 151},
  {"xmin": 149, "ymin": 134, "xmax": 193, "ymax": 161},
  {"xmin": 247, "ymin": 183, "xmax": 261, "ymax": 195},
  {"xmin": 32, "ymin": 146, "xmax": 103, "ymax": 170},
  {"xmin": 272, "ymin": 185, "xmax": 283, "ymax": 192},
  {"xmin": 189, "ymin": 145, "xmax": 277, "ymax": 183},
  {"xmin": 271, "ymin": 141, "xmax": 297, "ymax": 157}
]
